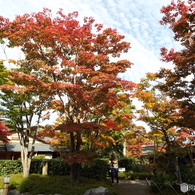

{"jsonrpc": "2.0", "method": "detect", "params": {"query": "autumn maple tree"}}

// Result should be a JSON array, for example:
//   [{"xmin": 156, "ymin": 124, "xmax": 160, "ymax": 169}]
[
  {"xmin": 135, "ymin": 73, "xmax": 195, "ymax": 182},
  {"xmin": 125, "ymin": 125, "xmax": 147, "ymax": 158},
  {"xmin": 0, "ymin": 61, "xmax": 11, "ymax": 142},
  {"xmin": 94, "ymin": 93, "xmax": 135, "ymax": 156},
  {"xmin": 0, "ymin": 9, "xmax": 135, "ymax": 183},
  {"xmin": 157, "ymin": 0, "xmax": 195, "ymax": 129},
  {"xmin": 0, "ymin": 121, "xmax": 10, "ymax": 142},
  {"xmin": 135, "ymin": 73, "xmax": 186, "ymax": 152}
]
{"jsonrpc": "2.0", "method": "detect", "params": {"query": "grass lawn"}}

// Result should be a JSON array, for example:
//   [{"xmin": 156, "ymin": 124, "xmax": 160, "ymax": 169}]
[{"xmin": 0, "ymin": 173, "xmax": 117, "ymax": 195}]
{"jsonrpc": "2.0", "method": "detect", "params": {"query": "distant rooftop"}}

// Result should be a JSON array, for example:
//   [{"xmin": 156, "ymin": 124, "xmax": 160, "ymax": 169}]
[{"xmin": 0, "ymin": 141, "xmax": 54, "ymax": 152}]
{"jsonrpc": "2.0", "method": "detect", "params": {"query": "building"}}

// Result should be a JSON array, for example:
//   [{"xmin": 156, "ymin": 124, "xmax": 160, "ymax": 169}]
[
  {"xmin": 0, "ymin": 131, "xmax": 59, "ymax": 160},
  {"xmin": 141, "ymin": 144, "xmax": 155, "ymax": 156}
]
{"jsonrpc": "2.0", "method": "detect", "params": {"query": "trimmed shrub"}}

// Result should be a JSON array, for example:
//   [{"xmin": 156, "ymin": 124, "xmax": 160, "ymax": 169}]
[
  {"xmin": 18, "ymin": 174, "xmax": 117, "ymax": 195},
  {"xmin": 118, "ymin": 157, "xmax": 146, "ymax": 172},
  {"xmin": 128, "ymin": 172, "xmax": 153, "ymax": 180},
  {"xmin": 30, "ymin": 158, "xmax": 70, "ymax": 175},
  {"xmin": 81, "ymin": 159, "xmax": 109, "ymax": 180},
  {"xmin": 0, "ymin": 173, "xmax": 24, "ymax": 189},
  {"xmin": 118, "ymin": 157, "xmax": 134, "ymax": 172},
  {"xmin": 0, "ymin": 174, "xmax": 117, "ymax": 195},
  {"xmin": 0, "ymin": 158, "xmax": 108, "ymax": 180},
  {"xmin": 0, "ymin": 160, "xmax": 22, "ymax": 175},
  {"xmin": 118, "ymin": 171, "xmax": 153, "ymax": 180},
  {"xmin": 118, "ymin": 171, "xmax": 128, "ymax": 179},
  {"xmin": 30, "ymin": 159, "xmax": 42, "ymax": 174},
  {"xmin": 48, "ymin": 158, "xmax": 70, "ymax": 176}
]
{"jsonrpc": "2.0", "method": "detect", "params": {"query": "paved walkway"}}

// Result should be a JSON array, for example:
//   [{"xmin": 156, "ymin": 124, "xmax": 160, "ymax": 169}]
[{"xmin": 113, "ymin": 180, "xmax": 155, "ymax": 195}]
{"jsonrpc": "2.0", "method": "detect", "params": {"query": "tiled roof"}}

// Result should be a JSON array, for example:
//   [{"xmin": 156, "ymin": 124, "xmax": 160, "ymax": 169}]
[
  {"xmin": 141, "ymin": 145, "xmax": 154, "ymax": 155},
  {"xmin": 5, "ymin": 142, "xmax": 53, "ymax": 152}
]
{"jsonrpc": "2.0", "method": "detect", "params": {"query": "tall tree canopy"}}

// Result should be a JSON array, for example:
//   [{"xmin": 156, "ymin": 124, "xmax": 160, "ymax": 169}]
[
  {"xmin": 135, "ymin": 73, "xmax": 182, "ymax": 152},
  {"xmin": 0, "ymin": 9, "xmax": 135, "ymax": 183},
  {"xmin": 157, "ymin": 0, "xmax": 195, "ymax": 129},
  {"xmin": 135, "ymin": 73, "xmax": 195, "ymax": 183}
]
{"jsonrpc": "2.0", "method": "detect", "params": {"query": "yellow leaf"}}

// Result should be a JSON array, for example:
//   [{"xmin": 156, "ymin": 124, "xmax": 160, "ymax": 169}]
[{"xmin": 8, "ymin": 59, "xmax": 17, "ymax": 64}]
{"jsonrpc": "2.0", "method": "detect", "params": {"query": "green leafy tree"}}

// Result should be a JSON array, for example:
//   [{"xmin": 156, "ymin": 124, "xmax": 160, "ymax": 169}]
[{"xmin": 0, "ymin": 64, "xmax": 49, "ymax": 177}]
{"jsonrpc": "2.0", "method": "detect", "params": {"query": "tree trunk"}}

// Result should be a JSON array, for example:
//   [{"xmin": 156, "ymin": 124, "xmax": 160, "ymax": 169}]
[
  {"xmin": 69, "ymin": 131, "xmax": 82, "ymax": 184},
  {"xmin": 20, "ymin": 133, "xmax": 34, "ymax": 178},
  {"xmin": 173, "ymin": 156, "xmax": 182, "ymax": 184},
  {"xmin": 123, "ymin": 140, "xmax": 126, "ymax": 156},
  {"xmin": 188, "ymin": 149, "xmax": 194, "ymax": 167},
  {"xmin": 162, "ymin": 129, "xmax": 182, "ymax": 183},
  {"xmin": 21, "ymin": 144, "xmax": 31, "ymax": 178},
  {"xmin": 70, "ymin": 163, "xmax": 80, "ymax": 184},
  {"xmin": 162, "ymin": 128, "xmax": 172, "ymax": 152}
]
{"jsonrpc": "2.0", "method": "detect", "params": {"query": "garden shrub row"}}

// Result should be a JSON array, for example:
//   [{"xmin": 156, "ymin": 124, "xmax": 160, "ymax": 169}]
[
  {"xmin": 0, "ymin": 174, "xmax": 117, "ymax": 195},
  {"xmin": 0, "ymin": 160, "xmax": 22, "ymax": 175},
  {"xmin": 0, "ymin": 158, "xmax": 109, "ymax": 180},
  {"xmin": 118, "ymin": 157, "xmax": 146, "ymax": 172},
  {"xmin": 118, "ymin": 171, "xmax": 153, "ymax": 180}
]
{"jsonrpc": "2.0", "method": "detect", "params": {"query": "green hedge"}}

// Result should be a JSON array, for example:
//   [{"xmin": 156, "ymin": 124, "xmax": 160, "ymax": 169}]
[
  {"xmin": 0, "ymin": 160, "xmax": 22, "ymax": 175},
  {"xmin": 0, "ymin": 158, "xmax": 108, "ymax": 180},
  {"xmin": 129, "ymin": 172, "xmax": 153, "ymax": 180},
  {"xmin": 118, "ymin": 171, "xmax": 153, "ymax": 180},
  {"xmin": 30, "ymin": 158, "xmax": 70, "ymax": 175},
  {"xmin": 118, "ymin": 157, "xmax": 146, "ymax": 172},
  {"xmin": 80, "ymin": 159, "xmax": 109, "ymax": 180}
]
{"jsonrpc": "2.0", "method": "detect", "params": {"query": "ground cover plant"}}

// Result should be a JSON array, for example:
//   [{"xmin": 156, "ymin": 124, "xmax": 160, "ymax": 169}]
[{"xmin": 0, "ymin": 174, "xmax": 117, "ymax": 195}]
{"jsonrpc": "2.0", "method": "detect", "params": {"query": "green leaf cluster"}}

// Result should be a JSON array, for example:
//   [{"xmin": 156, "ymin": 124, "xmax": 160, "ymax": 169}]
[
  {"xmin": 0, "ymin": 160, "xmax": 22, "ymax": 175},
  {"xmin": 0, "ymin": 61, "xmax": 9, "ymax": 85}
]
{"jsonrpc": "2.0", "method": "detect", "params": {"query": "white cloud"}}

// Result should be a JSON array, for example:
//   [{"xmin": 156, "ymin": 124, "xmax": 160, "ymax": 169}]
[{"xmin": 0, "ymin": 0, "xmax": 180, "ymax": 81}]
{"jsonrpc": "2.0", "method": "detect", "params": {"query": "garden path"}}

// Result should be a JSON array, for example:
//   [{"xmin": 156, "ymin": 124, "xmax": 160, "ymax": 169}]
[{"xmin": 113, "ymin": 180, "xmax": 155, "ymax": 195}]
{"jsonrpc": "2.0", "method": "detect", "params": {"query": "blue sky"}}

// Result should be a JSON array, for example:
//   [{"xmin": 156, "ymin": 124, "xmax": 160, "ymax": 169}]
[{"xmin": 0, "ymin": 0, "xmax": 180, "ymax": 83}]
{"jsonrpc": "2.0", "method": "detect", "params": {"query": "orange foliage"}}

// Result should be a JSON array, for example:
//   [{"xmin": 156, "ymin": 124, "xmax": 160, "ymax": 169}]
[
  {"xmin": 0, "ymin": 121, "xmax": 10, "ymax": 142},
  {"xmin": 0, "ymin": 9, "xmax": 135, "ymax": 174}
]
